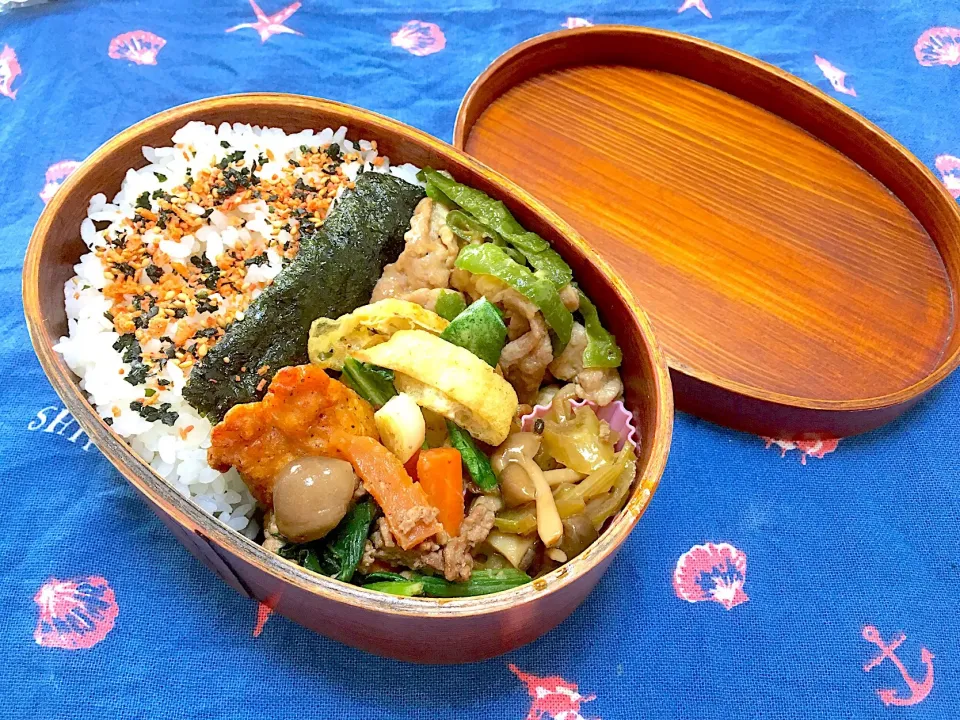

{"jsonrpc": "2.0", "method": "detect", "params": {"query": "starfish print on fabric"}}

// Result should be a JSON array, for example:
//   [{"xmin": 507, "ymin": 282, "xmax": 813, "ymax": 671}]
[
  {"xmin": 678, "ymin": 0, "xmax": 712, "ymax": 19},
  {"xmin": 227, "ymin": 0, "xmax": 302, "ymax": 43}
]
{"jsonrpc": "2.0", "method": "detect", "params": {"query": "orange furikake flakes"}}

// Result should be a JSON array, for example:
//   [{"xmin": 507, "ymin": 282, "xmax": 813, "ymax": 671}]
[{"xmin": 94, "ymin": 140, "xmax": 370, "ymax": 398}]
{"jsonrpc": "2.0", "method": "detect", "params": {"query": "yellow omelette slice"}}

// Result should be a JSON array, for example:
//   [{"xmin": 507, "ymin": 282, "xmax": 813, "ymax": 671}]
[
  {"xmin": 308, "ymin": 299, "xmax": 449, "ymax": 371},
  {"xmin": 353, "ymin": 329, "xmax": 518, "ymax": 446}
]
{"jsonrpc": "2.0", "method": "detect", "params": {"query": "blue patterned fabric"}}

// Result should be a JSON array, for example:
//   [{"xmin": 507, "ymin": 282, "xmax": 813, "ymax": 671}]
[{"xmin": 1, "ymin": 1, "xmax": 958, "ymax": 717}]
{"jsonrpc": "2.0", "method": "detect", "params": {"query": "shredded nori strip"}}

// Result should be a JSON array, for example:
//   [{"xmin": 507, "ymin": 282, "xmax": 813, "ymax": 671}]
[
  {"xmin": 243, "ymin": 253, "xmax": 269, "ymax": 267},
  {"xmin": 129, "ymin": 400, "xmax": 178, "ymax": 426},
  {"xmin": 144, "ymin": 264, "xmax": 163, "ymax": 282},
  {"xmin": 183, "ymin": 172, "xmax": 424, "ymax": 420}
]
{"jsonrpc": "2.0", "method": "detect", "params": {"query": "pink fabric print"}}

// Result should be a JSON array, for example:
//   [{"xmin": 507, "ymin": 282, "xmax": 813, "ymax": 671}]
[
  {"xmin": 0, "ymin": 45, "xmax": 22, "ymax": 100},
  {"xmin": 509, "ymin": 665, "xmax": 597, "ymax": 720},
  {"xmin": 862, "ymin": 626, "xmax": 934, "ymax": 707},
  {"xmin": 39, "ymin": 160, "xmax": 81, "ymax": 204},
  {"xmin": 915, "ymin": 27, "xmax": 960, "ymax": 67},
  {"xmin": 227, "ymin": 0, "xmax": 302, "ymax": 43},
  {"xmin": 814, "ymin": 55, "xmax": 856, "ymax": 97},
  {"xmin": 673, "ymin": 542, "xmax": 748, "ymax": 610},
  {"xmin": 561, "ymin": 17, "xmax": 594, "ymax": 29},
  {"xmin": 935, "ymin": 155, "xmax": 960, "ymax": 199},
  {"xmin": 763, "ymin": 436, "xmax": 839, "ymax": 464},
  {"xmin": 678, "ymin": 0, "xmax": 712, "ymax": 19},
  {"xmin": 108, "ymin": 31, "xmax": 166, "ymax": 66},
  {"xmin": 252, "ymin": 601, "xmax": 273, "ymax": 637},
  {"xmin": 391, "ymin": 20, "xmax": 446, "ymax": 57},
  {"xmin": 34, "ymin": 576, "xmax": 119, "ymax": 650}
]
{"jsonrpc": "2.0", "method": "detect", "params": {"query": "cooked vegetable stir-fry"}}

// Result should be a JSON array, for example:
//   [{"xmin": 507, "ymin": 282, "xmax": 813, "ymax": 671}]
[{"xmin": 201, "ymin": 165, "xmax": 632, "ymax": 597}]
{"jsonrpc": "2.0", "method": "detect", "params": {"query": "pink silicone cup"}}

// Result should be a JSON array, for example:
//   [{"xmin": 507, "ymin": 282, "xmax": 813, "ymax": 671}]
[{"xmin": 520, "ymin": 398, "xmax": 638, "ymax": 452}]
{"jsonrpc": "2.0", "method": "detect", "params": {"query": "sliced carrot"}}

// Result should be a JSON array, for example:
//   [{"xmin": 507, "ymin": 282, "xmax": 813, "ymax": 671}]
[
  {"xmin": 336, "ymin": 434, "xmax": 441, "ymax": 550},
  {"xmin": 417, "ymin": 448, "xmax": 465, "ymax": 537}
]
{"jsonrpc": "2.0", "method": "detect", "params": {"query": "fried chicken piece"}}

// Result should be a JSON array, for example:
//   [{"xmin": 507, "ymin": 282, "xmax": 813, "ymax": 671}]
[{"xmin": 208, "ymin": 364, "xmax": 378, "ymax": 507}]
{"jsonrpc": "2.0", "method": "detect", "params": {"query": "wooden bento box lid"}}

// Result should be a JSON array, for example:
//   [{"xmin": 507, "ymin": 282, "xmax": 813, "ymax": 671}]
[{"xmin": 454, "ymin": 26, "xmax": 960, "ymax": 439}]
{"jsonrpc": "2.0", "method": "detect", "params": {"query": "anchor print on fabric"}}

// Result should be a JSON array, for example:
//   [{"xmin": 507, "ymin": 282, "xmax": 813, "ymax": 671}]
[
  {"xmin": 762, "ymin": 437, "xmax": 839, "ymax": 464},
  {"xmin": 0, "ymin": 45, "xmax": 22, "ymax": 100},
  {"xmin": 509, "ymin": 665, "xmax": 597, "ymax": 720},
  {"xmin": 34, "ymin": 576, "xmax": 119, "ymax": 650},
  {"xmin": 814, "ymin": 55, "xmax": 857, "ymax": 97},
  {"xmin": 935, "ymin": 155, "xmax": 960, "ymax": 200},
  {"xmin": 561, "ymin": 18, "xmax": 593, "ymax": 29},
  {"xmin": 673, "ymin": 542, "xmax": 748, "ymax": 610},
  {"xmin": 678, "ymin": 0, "xmax": 712, "ymax": 19},
  {"xmin": 39, "ymin": 160, "xmax": 80, "ymax": 204},
  {"xmin": 108, "ymin": 31, "xmax": 166, "ymax": 65},
  {"xmin": 226, "ymin": 0, "xmax": 302, "ymax": 43},
  {"xmin": 391, "ymin": 20, "xmax": 446, "ymax": 57},
  {"xmin": 915, "ymin": 27, "xmax": 960, "ymax": 67},
  {"xmin": 862, "ymin": 626, "xmax": 934, "ymax": 707}
]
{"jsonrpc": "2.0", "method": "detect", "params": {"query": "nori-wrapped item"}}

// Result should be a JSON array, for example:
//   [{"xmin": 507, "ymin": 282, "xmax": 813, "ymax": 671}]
[{"xmin": 183, "ymin": 172, "xmax": 425, "ymax": 420}]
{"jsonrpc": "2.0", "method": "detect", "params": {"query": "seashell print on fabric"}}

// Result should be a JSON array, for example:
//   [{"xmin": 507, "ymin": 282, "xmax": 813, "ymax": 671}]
[
  {"xmin": 673, "ymin": 542, "xmax": 749, "ymax": 610},
  {"xmin": 391, "ymin": 20, "xmax": 446, "ymax": 57},
  {"xmin": 34, "ymin": 576, "xmax": 119, "ymax": 650},
  {"xmin": 915, "ymin": 27, "xmax": 960, "ymax": 67},
  {"xmin": 108, "ymin": 31, "xmax": 166, "ymax": 65}
]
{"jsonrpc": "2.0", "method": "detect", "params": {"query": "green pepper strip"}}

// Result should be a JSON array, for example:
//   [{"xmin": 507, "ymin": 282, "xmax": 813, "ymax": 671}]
[
  {"xmin": 434, "ymin": 289, "xmax": 467, "ymax": 322},
  {"xmin": 341, "ymin": 357, "xmax": 397, "ymax": 408},
  {"xmin": 578, "ymin": 291, "xmax": 623, "ymax": 368},
  {"xmin": 446, "ymin": 420, "xmax": 498, "ymax": 491},
  {"xmin": 439, "ymin": 297, "xmax": 507, "ymax": 367},
  {"xmin": 421, "ymin": 169, "xmax": 573, "ymax": 288},
  {"xmin": 455, "ymin": 243, "xmax": 573, "ymax": 353}
]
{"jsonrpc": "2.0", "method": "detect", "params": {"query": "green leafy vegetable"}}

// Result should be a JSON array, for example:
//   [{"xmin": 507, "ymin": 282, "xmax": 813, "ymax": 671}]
[
  {"xmin": 578, "ymin": 291, "xmax": 622, "ymax": 368},
  {"xmin": 446, "ymin": 420, "xmax": 498, "ymax": 491},
  {"xmin": 455, "ymin": 242, "xmax": 573, "ymax": 353},
  {"xmin": 439, "ymin": 297, "xmax": 507, "ymax": 367},
  {"xmin": 420, "ymin": 168, "xmax": 573, "ymax": 287},
  {"xmin": 341, "ymin": 358, "xmax": 397, "ymax": 408},
  {"xmin": 183, "ymin": 173, "xmax": 424, "ymax": 420},
  {"xmin": 321, "ymin": 500, "xmax": 378, "ymax": 582},
  {"xmin": 279, "ymin": 499, "xmax": 377, "ymax": 583},
  {"xmin": 434, "ymin": 290, "xmax": 467, "ymax": 322},
  {"xmin": 363, "ymin": 580, "xmax": 424, "ymax": 596},
  {"xmin": 363, "ymin": 569, "xmax": 532, "ymax": 598},
  {"xmin": 362, "ymin": 571, "xmax": 408, "ymax": 583}
]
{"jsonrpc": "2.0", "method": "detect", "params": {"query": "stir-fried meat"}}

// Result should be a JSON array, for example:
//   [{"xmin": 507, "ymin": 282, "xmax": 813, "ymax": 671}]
[
  {"xmin": 442, "ymin": 496, "xmax": 500, "ymax": 581},
  {"xmin": 548, "ymin": 322, "xmax": 623, "ymax": 406},
  {"xmin": 396, "ymin": 287, "xmax": 453, "ymax": 312},
  {"xmin": 558, "ymin": 283, "xmax": 580, "ymax": 311},
  {"xmin": 371, "ymin": 197, "xmax": 458, "ymax": 303},
  {"xmin": 360, "ymin": 496, "xmax": 499, "ymax": 581},
  {"xmin": 452, "ymin": 271, "xmax": 554, "ymax": 403},
  {"xmin": 548, "ymin": 322, "xmax": 587, "ymax": 381},
  {"xmin": 207, "ymin": 364, "xmax": 378, "ymax": 507},
  {"xmin": 576, "ymin": 367, "xmax": 624, "ymax": 406},
  {"xmin": 499, "ymin": 314, "xmax": 554, "ymax": 404}
]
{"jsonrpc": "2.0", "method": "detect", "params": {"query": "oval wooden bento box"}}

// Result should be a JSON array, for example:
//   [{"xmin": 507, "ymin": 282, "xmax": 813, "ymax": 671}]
[
  {"xmin": 23, "ymin": 94, "xmax": 674, "ymax": 663},
  {"xmin": 455, "ymin": 27, "xmax": 960, "ymax": 439}
]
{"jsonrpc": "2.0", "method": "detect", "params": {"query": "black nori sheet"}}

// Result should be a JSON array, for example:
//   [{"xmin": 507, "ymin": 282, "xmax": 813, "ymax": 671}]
[{"xmin": 183, "ymin": 172, "xmax": 425, "ymax": 420}]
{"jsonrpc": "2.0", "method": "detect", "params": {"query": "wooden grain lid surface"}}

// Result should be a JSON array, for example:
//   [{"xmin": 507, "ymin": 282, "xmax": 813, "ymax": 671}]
[{"xmin": 455, "ymin": 26, "xmax": 960, "ymax": 437}]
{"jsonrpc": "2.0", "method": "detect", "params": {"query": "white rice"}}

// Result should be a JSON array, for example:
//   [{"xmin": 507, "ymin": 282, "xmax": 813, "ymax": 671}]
[{"xmin": 55, "ymin": 121, "xmax": 423, "ymax": 538}]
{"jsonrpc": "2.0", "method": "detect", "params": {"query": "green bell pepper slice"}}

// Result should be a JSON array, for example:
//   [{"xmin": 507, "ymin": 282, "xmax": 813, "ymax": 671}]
[
  {"xmin": 439, "ymin": 297, "xmax": 508, "ymax": 367},
  {"xmin": 578, "ymin": 292, "xmax": 622, "ymax": 368},
  {"xmin": 455, "ymin": 242, "xmax": 573, "ymax": 353}
]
